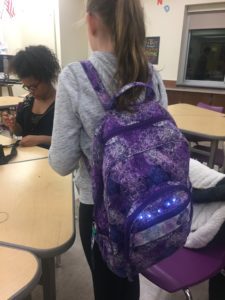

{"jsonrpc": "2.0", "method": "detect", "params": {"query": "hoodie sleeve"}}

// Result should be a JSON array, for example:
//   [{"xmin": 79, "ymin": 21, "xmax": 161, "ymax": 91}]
[
  {"xmin": 49, "ymin": 66, "xmax": 82, "ymax": 176},
  {"xmin": 152, "ymin": 67, "xmax": 168, "ymax": 109}
]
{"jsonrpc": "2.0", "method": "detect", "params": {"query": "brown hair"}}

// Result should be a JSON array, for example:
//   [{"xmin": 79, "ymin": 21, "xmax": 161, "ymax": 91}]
[{"xmin": 86, "ymin": 0, "xmax": 149, "ymax": 111}]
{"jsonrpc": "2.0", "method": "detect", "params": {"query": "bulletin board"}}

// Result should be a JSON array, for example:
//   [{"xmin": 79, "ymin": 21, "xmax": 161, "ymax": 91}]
[{"xmin": 144, "ymin": 37, "xmax": 160, "ymax": 65}]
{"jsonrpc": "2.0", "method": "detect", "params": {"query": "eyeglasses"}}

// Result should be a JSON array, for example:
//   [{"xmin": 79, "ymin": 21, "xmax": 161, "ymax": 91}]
[{"xmin": 22, "ymin": 81, "xmax": 41, "ymax": 92}]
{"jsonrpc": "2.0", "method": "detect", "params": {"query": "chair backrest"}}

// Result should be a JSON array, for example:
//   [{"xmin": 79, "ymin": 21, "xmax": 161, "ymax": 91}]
[
  {"xmin": 142, "ymin": 244, "xmax": 225, "ymax": 293},
  {"xmin": 197, "ymin": 102, "xmax": 224, "ymax": 113}
]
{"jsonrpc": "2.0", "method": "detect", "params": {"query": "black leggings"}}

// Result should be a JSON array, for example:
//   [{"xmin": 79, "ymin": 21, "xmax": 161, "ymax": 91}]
[
  {"xmin": 207, "ymin": 222, "xmax": 225, "ymax": 300},
  {"xmin": 79, "ymin": 202, "xmax": 140, "ymax": 300},
  {"xmin": 192, "ymin": 179, "xmax": 225, "ymax": 300}
]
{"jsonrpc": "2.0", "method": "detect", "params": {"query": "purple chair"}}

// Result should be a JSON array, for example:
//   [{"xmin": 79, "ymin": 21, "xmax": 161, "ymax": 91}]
[
  {"xmin": 190, "ymin": 102, "xmax": 225, "ymax": 170},
  {"xmin": 142, "ymin": 245, "xmax": 225, "ymax": 300},
  {"xmin": 197, "ymin": 102, "xmax": 224, "ymax": 113}
]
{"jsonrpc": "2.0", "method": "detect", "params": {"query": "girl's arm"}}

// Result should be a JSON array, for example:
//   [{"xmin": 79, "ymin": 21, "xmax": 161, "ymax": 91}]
[
  {"xmin": 49, "ymin": 68, "xmax": 82, "ymax": 176},
  {"xmin": 19, "ymin": 135, "xmax": 51, "ymax": 147}
]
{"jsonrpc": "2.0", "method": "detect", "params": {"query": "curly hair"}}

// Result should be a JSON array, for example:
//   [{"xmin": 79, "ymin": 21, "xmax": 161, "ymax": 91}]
[{"xmin": 10, "ymin": 45, "xmax": 60, "ymax": 83}]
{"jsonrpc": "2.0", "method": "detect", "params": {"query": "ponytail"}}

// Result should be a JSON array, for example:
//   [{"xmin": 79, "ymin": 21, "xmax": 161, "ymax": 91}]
[
  {"xmin": 115, "ymin": 0, "xmax": 149, "ymax": 110},
  {"xmin": 87, "ymin": 0, "xmax": 149, "ymax": 111}
]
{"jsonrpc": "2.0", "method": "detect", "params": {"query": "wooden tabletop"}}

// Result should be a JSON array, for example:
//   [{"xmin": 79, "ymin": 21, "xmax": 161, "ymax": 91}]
[
  {"xmin": 0, "ymin": 159, "xmax": 75, "ymax": 257},
  {"xmin": 168, "ymin": 103, "xmax": 225, "ymax": 117},
  {"xmin": 0, "ymin": 135, "xmax": 48, "ymax": 163},
  {"xmin": 168, "ymin": 103, "xmax": 225, "ymax": 139},
  {"xmin": 0, "ymin": 96, "xmax": 22, "ymax": 108},
  {"xmin": 0, "ymin": 246, "xmax": 41, "ymax": 300}
]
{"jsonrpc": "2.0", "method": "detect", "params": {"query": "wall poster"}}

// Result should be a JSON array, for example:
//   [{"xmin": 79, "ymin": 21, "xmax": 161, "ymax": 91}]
[{"xmin": 144, "ymin": 36, "xmax": 160, "ymax": 65}]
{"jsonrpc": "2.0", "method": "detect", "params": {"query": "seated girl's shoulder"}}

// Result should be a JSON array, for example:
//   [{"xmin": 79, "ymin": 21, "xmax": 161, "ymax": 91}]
[
  {"xmin": 24, "ymin": 94, "xmax": 34, "ymax": 103},
  {"xmin": 18, "ymin": 94, "xmax": 34, "ymax": 110}
]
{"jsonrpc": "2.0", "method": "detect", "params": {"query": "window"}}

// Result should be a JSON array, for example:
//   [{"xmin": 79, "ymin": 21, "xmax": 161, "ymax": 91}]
[{"xmin": 177, "ymin": 3, "xmax": 225, "ymax": 89}]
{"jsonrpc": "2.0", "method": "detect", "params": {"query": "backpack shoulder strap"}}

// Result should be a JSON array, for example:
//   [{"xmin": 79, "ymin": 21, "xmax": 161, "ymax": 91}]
[
  {"xmin": 81, "ymin": 60, "xmax": 155, "ymax": 110},
  {"xmin": 80, "ymin": 60, "xmax": 112, "ymax": 110}
]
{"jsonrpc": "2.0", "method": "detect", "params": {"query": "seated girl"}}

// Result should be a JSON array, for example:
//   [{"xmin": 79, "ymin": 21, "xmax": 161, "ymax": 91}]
[{"xmin": 2, "ymin": 45, "xmax": 60, "ymax": 149}]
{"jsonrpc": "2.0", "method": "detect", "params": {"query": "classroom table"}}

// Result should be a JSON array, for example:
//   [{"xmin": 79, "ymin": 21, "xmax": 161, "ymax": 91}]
[
  {"xmin": 0, "ymin": 159, "xmax": 75, "ymax": 300},
  {"xmin": 168, "ymin": 103, "xmax": 225, "ymax": 168},
  {"xmin": 0, "ymin": 135, "xmax": 48, "ymax": 163},
  {"xmin": 0, "ymin": 96, "xmax": 22, "ymax": 109},
  {"xmin": 0, "ymin": 78, "xmax": 21, "ymax": 97},
  {"xmin": 0, "ymin": 245, "xmax": 41, "ymax": 300},
  {"xmin": 168, "ymin": 103, "xmax": 225, "ymax": 117}
]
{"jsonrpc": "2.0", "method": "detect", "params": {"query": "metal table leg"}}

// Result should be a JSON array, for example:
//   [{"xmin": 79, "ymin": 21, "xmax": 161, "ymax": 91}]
[
  {"xmin": 208, "ymin": 140, "xmax": 218, "ymax": 168},
  {"xmin": 7, "ymin": 85, "xmax": 13, "ymax": 96},
  {"xmin": 41, "ymin": 257, "xmax": 56, "ymax": 300}
]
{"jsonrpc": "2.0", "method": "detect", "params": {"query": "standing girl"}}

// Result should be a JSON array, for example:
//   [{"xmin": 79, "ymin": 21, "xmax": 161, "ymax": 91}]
[{"xmin": 49, "ymin": 1, "xmax": 168, "ymax": 299}]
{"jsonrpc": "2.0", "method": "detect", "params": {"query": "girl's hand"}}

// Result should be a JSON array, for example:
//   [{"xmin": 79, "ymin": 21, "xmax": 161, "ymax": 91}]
[
  {"xmin": 19, "ymin": 135, "xmax": 40, "ymax": 147},
  {"xmin": 2, "ymin": 111, "xmax": 16, "ymax": 131}
]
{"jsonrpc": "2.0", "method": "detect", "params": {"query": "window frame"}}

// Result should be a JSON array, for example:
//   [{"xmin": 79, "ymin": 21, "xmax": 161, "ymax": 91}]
[{"xmin": 177, "ymin": 3, "xmax": 225, "ymax": 89}]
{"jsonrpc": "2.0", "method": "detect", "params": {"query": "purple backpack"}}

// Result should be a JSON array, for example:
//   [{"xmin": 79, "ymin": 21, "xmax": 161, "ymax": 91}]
[{"xmin": 81, "ymin": 61, "xmax": 192, "ymax": 279}]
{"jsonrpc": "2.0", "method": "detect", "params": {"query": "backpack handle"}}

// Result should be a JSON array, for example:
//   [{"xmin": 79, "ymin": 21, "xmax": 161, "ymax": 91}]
[
  {"xmin": 81, "ymin": 60, "xmax": 155, "ymax": 110},
  {"xmin": 112, "ymin": 82, "xmax": 155, "ymax": 102}
]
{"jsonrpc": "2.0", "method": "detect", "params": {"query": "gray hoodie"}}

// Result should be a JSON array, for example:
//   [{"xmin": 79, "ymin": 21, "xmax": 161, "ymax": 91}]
[{"xmin": 49, "ymin": 51, "xmax": 168, "ymax": 204}]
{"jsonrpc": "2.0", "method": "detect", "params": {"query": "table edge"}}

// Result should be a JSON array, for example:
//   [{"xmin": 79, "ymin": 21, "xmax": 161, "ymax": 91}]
[
  {"xmin": 181, "ymin": 129, "xmax": 225, "ymax": 140},
  {"xmin": 1, "ymin": 247, "xmax": 41, "ymax": 300}
]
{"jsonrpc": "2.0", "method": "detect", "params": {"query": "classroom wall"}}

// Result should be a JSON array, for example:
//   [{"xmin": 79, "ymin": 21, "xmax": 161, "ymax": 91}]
[
  {"xmin": 1, "ymin": 0, "xmax": 224, "ymax": 94},
  {"xmin": 0, "ymin": 0, "xmax": 88, "ymax": 95},
  {"xmin": 58, "ymin": 0, "xmax": 88, "ymax": 67},
  {"xmin": 0, "ymin": 0, "xmax": 58, "ymax": 96},
  {"xmin": 0, "ymin": 0, "xmax": 56, "ymax": 55},
  {"xmin": 142, "ymin": 0, "xmax": 225, "ymax": 80},
  {"xmin": 0, "ymin": 0, "xmax": 88, "ymax": 70}
]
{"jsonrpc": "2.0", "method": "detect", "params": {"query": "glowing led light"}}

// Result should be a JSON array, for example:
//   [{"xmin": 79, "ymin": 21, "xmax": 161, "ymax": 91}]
[
  {"xmin": 172, "ymin": 198, "xmax": 176, "ymax": 203},
  {"xmin": 147, "ymin": 214, "xmax": 152, "ymax": 218},
  {"xmin": 157, "ymin": 209, "xmax": 162, "ymax": 213},
  {"xmin": 166, "ymin": 202, "xmax": 171, "ymax": 207},
  {"xmin": 139, "ymin": 215, "xmax": 143, "ymax": 220}
]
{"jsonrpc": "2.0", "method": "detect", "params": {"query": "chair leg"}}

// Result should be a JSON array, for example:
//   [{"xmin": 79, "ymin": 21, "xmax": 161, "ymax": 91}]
[
  {"xmin": 55, "ymin": 255, "xmax": 62, "ymax": 268},
  {"xmin": 183, "ymin": 288, "xmax": 193, "ymax": 300},
  {"xmin": 220, "ymin": 143, "xmax": 225, "ymax": 173}
]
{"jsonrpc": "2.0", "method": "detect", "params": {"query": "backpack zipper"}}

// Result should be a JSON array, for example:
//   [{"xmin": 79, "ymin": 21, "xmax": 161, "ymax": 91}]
[
  {"xmin": 124, "ymin": 184, "xmax": 191, "ymax": 259},
  {"xmin": 102, "ymin": 114, "xmax": 171, "ymax": 144}
]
